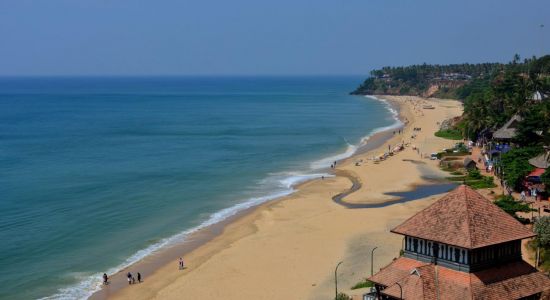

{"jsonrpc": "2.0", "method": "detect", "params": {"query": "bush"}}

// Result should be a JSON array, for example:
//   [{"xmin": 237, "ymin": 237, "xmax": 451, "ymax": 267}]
[
  {"xmin": 335, "ymin": 292, "xmax": 352, "ymax": 300},
  {"xmin": 466, "ymin": 177, "xmax": 496, "ymax": 189},
  {"xmin": 468, "ymin": 168, "xmax": 482, "ymax": 180},
  {"xmin": 494, "ymin": 195, "xmax": 534, "ymax": 222},
  {"xmin": 435, "ymin": 129, "xmax": 463, "ymax": 140},
  {"xmin": 534, "ymin": 216, "xmax": 550, "ymax": 247},
  {"xmin": 351, "ymin": 279, "xmax": 374, "ymax": 290},
  {"xmin": 499, "ymin": 147, "xmax": 543, "ymax": 191}
]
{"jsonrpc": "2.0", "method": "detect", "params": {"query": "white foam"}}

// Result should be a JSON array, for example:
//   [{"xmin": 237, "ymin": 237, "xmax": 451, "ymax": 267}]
[
  {"xmin": 309, "ymin": 95, "xmax": 402, "ymax": 170},
  {"xmin": 42, "ymin": 94, "xmax": 399, "ymax": 300},
  {"xmin": 41, "ymin": 172, "xmax": 332, "ymax": 300},
  {"xmin": 310, "ymin": 143, "xmax": 357, "ymax": 169}
]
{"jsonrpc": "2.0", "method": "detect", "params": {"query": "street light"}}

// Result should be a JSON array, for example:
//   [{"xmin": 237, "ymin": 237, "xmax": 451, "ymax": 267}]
[
  {"xmin": 371, "ymin": 247, "xmax": 378, "ymax": 276},
  {"xmin": 395, "ymin": 282, "xmax": 403, "ymax": 299},
  {"xmin": 334, "ymin": 261, "xmax": 343, "ymax": 299}
]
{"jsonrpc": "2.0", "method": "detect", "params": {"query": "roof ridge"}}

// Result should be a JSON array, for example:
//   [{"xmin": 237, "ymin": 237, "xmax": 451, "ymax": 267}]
[
  {"xmin": 391, "ymin": 185, "xmax": 535, "ymax": 249},
  {"xmin": 463, "ymin": 186, "xmax": 475, "ymax": 249}
]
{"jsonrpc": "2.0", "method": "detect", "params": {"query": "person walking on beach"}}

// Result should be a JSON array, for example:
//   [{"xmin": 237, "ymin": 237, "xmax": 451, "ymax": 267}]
[
  {"xmin": 179, "ymin": 257, "xmax": 184, "ymax": 270},
  {"xmin": 103, "ymin": 273, "xmax": 109, "ymax": 285},
  {"xmin": 137, "ymin": 272, "xmax": 142, "ymax": 283},
  {"xmin": 127, "ymin": 272, "xmax": 132, "ymax": 285}
]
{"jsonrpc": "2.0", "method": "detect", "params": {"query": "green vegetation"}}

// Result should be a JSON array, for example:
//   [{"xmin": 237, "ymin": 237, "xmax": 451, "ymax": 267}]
[
  {"xmin": 466, "ymin": 176, "xmax": 497, "ymax": 189},
  {"xmin": 493, "ymin": 195, "xmax": 533, "ymax": 223},
  {"xmin": 498, "ymin": 147, "xmax": 543, "ymax": 191},
  {"xmin": 533, "ymin": 216, "xmax": 550, "ymax": 271},
  {"xmin": 460, "ymin": 55, "xmax": 550, "ymax": 145},
  {"xmin": 436, "ymin": 142, "xmax": 471, "ymax": 160},
  {"xmin": 351, "ymin": 279, "xmax": 374, "ymax": 290},
  {"xmin": 542, "ymin": 170, "xmax": 550, "ymax": 188},
  {"xmin": 535, "ymin": 216, "xmax": 550, "ymax": 246},
  {"xmin": 351, "ymin": 63, "xmax": 503, "ymax": 97},
  {"xmin": 353, "ymin": 55, "xmax": 550, "ymax": 149},
  {"xmin": 435, "ymin": 129, "xmax": 463, "ymax": 140},
  {"xmin": 446, "ymin": 168, "xmax": 496, "ymax": 189},
  {"xmin": 335, "ymin": 292, "xmax": 352, "ymax": 300}
]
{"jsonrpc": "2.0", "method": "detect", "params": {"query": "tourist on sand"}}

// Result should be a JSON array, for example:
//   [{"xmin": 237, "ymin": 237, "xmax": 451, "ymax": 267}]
[
  {"xmin": 137, "ymin": 272, "xmax": 142, "ymax": 283},
  {"xmin": 127, "ymin": 272, "xmax": 132, "ymax": 285},
  {"xmin": 179, "ymin": 257, "xmax": 184, "ymax": 270},
  {"xmin": 103, "ymin": 273, "xmax": 109, "ymax": 285}
]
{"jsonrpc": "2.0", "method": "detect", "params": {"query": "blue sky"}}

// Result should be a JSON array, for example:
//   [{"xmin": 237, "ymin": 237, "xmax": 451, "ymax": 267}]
[{"xmin": 0, "ymin": 0, "xmax": 549, "ymax": 76}]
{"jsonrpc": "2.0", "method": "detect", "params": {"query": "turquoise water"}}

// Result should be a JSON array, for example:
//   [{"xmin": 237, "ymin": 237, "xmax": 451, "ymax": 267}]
[{"xmin": 0, "ymin": 77, "xmax": 397, "ymax": 299}]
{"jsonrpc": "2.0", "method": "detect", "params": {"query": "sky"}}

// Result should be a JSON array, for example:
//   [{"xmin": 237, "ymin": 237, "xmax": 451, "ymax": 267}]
[{"xmin": 0, "ymin": 0, "xmax": 549, "ymax": 76}]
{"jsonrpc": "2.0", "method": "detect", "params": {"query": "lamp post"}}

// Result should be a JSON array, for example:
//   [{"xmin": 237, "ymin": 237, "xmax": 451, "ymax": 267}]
[
  {"xmin": 334, "ymin": 261, "xmax": 343, "ymax": 299},
  {"xmin": 371, "ymin": 247, "xmax": 378, "ymax": 276},
  {"xmin": 395, "ymin": 282, "xmax": 403, "ymax": 299}
]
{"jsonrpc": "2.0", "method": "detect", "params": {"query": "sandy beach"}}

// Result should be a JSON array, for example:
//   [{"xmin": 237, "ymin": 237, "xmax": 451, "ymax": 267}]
[{"xmin": 99, "ymin": 96, "xmax": 463, "ymax": 300}]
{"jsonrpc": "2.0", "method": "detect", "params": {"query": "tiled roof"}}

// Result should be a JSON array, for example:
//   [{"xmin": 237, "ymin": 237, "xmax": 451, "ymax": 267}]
[
  {"xmin": 391, "ymin": 185, "xmax": 535, "ymax": 249},
  {"xmin": 369, "ymin": 257, "xmax": 427, "ymax": 287},
  {"xmin": 371, "ymin": 257, "xmax": 550, "ymax": 300},
  {"xmin": 528, "ymin": 168, "xmax": 546, "ymax": 177}
]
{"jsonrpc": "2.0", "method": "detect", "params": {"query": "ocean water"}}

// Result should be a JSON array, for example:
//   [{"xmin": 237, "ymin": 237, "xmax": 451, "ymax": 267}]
[{"xmin": 0, "ymin": 77, "xmax": 398, "ymax": 299}]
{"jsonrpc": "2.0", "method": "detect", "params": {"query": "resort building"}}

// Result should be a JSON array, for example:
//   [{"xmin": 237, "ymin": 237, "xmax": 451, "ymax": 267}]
[
  {"xmin": 492, "ymin": 114, "xmax": 522, "ymax": 142},
  {"xmin": 368, "ymin": 185, "xmax": 550, "ymax": 299},
  {"xmin": 529, "ymin": 153, "xmax": 550, "ymax": 169}
]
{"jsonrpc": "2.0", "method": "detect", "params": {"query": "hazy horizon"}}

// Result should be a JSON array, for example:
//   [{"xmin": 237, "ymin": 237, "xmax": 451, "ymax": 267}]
[{"xmin": 1, "ymin": 0, "xmax": 549, "ymax": 76}]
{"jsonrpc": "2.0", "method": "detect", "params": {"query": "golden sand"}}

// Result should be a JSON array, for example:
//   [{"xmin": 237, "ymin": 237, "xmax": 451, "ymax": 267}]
[{"xmin": 106, "ymin": 96, "xmax": 463, "ymax": 299}]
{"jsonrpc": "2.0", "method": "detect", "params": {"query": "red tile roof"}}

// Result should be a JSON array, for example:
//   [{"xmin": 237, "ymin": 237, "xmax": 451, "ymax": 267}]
[
  {"xmin": 391, "ymin": 185, "xmax": 535, "ymax": 249},
  {"xmin": 371, "ymin": 257, "xmax": 550, "ymax": 300},
  {"xmin": 528, "ymin": 168, "xmax": 546, "ymax": 177}
]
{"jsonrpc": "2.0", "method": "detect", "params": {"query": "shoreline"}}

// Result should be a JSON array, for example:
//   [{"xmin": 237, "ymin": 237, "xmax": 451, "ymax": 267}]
[
  {"xmin": 94, "ymin": 95, "xmax": 463, "ymax": 300},
  {"xmin": 88, "ymin": 95, "xmax": 404, "ymax": 300}
]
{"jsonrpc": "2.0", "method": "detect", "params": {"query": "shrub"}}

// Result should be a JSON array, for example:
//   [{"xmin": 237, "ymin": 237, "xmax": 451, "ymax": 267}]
[
  {"xmin": 494, "ymin": 195, "xmax": 533, "ymax": 222},
  {"xmin": 435, "ymin": 129, "xmax": 463, "ymax": 140},
  {"xmin": 335, "ymin": 292, "xmax": 352, "ymax": 300},
  {"xmin": 468, "ymin": 168, "xmax": 482, "ymax": 180},
  {"xmin": 534, "ymin": 216, "xmax": 550, "ymax": 247},
  {"xmin": 498, "ymin": 147, "xmax": 543, "ymax": 191},
  {"xmin": 351, "ymin": 279, "xmax": 374, "ymax": 290}
]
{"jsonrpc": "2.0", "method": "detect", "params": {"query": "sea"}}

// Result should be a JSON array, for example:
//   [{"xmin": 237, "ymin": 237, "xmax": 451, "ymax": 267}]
[{"xmin": 0, "ymin": 76, "xmax": 400, "ymax": 299}]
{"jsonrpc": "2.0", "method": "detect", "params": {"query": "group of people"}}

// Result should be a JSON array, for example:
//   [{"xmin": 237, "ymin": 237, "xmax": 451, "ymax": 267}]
[
  {"xmin": 102, "ymin": 257, "xmax": 187, "ymax": 288},
  {"xmin": 126, "ymin": 272, "xmax": 142, "ymax": 285},
  {"xmin": 101, "ymin": 271, "xmax": 142, "ymax": 286},
  {"xmin": 330, "ymin": 160, "xmax": 337, "ymax": 169}
]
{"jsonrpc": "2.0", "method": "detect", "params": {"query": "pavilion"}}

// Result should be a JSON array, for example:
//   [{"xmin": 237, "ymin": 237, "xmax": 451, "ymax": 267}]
[
  {"xmin": 529, "ymin": 153, "xmax": 550, "ymax": 169},
  {"xmin": 368, "ymin": 185, "xmax": 550, "ymax": 299},
  {"xmin": 492, "ymin": 114, "xmax": 522, "ymax": 142}
]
